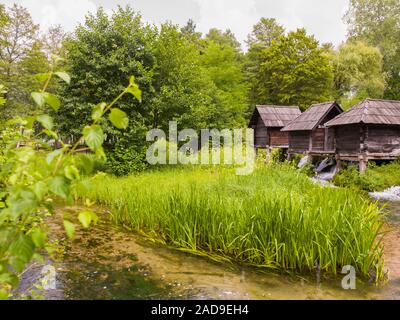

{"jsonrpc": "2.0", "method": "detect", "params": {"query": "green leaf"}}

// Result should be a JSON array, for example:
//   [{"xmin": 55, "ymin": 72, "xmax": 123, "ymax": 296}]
[
  {"xmin": 92, "ymin": 103, "xmax": 106, "ymax": 121},
  {"xmin": 48, "ymin": 176, "xmax": 70, "ymax": 199},
  {"xmin": 76, "ymin": 154, "xmax": 94, "ymax": 175},
  {"xmin": 0, "ymin": 273, "xmax": 18, "ymax": 288},
  {"xmin": 129, "ymin": 75, "xmax": 136, "ymax": 85},
  {"xmin": 126, "ymin": 84, "xmax": 142, "ymax": 102},
  {"xmin": 63, "ymin": 220, "xmax": 75, "ymax": 239},
  {"xmin": 83, "ymin": 125, "xmax": 104, "ymax": 151},
  {"xmin": 46, "ymin": 149, "xmax": 63, "ymax": 164},
  {"xmin": 25, "ymin": 116, "xmax": 36, "ymax": 129},
  {"xmin": 35, "ymin": 73, "xmax": 51, "ymax": 83},
  {"xmin": 44, "ymin": 93, "xmax": 61, "ymax": 111},
  {"xmin": 31, "ymin": 92, "xmax": 46, "ymax": 107},
  {"xmin": 36, "ymin": 114, "xmax": 54, "ymax": 130},
  {"xmin": 32, "ymin": 181, "xmax": 48, "ymax": 200},
  {"xmin": 78, "ymin": 211, "xmax": 97, "ymax": 228},
  {"xmin": 9, "ymin": 235, "xmax": 35, "ymax": 273},
  {"xmin": 43, "ymin": 129, "xmax": 59, "ymax": 140},
  {"xmin": 55, "ymin": 72, "xmax": 71, "ymax": 84},
  {"xmin": 64, "ymin": 165, "xmax": 80, "ymax": 180},
  {"xmin": 0, "ymin": 288, "xmax": 9, "ymax": 300},
  {"xmin": 95, "ymin": 146, "xmax": 107, "ymax": 161},
  {"xmin": 32, "ymin": 253, "xmax": 45, "ymax": 264},
  {"xmin": 31, "ymin": 228, "xmax": 47, "ymax": 248},
  {"xmin": 109, "ymin": 108, "xmax": 129, "ymax": 129}
]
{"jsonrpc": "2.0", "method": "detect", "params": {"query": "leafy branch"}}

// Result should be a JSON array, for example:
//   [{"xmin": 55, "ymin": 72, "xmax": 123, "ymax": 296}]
[{"xmin": 0, "ymin": 61, "xmax": 141, "ymax": 299}]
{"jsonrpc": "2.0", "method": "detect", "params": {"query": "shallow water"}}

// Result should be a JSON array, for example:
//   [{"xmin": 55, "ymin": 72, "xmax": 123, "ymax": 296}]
[{"xmin": 18, "ymin": 205, "xmax": 400, "ymax": 300}]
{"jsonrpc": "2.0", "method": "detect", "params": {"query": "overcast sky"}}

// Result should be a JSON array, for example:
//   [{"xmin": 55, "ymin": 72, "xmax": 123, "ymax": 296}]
[{"xmin": 2, "ymin": 0, "xmax": 350, "ymax": 48}]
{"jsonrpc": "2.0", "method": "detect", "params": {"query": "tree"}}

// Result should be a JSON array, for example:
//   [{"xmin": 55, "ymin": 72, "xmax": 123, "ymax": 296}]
[
  {"xmin": 199, "ymin": 39, "xmax": 248, "ymax": 128},
  {"xmin": 245, "ymin": 18, "xmax": 285, "ymax": 111},
  {"xmin": 205, "ymin": 28, "xmax": 242, "ymax": 52},
  {"xmin": 0, "ymin": 4, "xmax": 39, "ymax": 79},
  {"xmin": 0, "ymin": 5, "xmax": 7, "ymax": 29},
  {"xmin": 0, "ymin": 4, "xmax": 48, "ymax": 120},
  {"xmin": 255, "ymin": 29, "xmax": 333, "ymax": 110},
  {"xmin": 148, "ymin": 22, "xmax": 212, "ymax": 130},
  {"xmin": 344, "ymin": 0, "xmax": 400, "ymax": 99},
  {"xmin": 42, "ymin": 25, "xmax": 67, "ymax": 58},
  {"xmin": 328, "ymin": 41, "xmax": 385, "ymax": 108},
  {"xmin": 57, "ymin": 6, "xmax": 154, "ymax": 140},
  {"xmin": 246, "ymin": 17, "xmax": 285, "ymax": 48},
  {"xmin": 57, "ymin": 7, "xmax": 225, "ymax": 174},
  {"xmin": 180, "ymin": 19, "xmax": 202, "ymax": 44}
]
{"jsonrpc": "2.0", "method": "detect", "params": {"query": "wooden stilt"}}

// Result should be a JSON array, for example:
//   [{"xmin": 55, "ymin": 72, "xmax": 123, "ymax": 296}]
[
  {"xmin": 335, "ymin": 155, "xmax": 342, "ymax": 174},
  {"xmin": 265, "ymin": 147, "xmax": 271, "ymax": 164},
  {"xmin": 359, "ymin": 156, "xmax": 367, "ymax": 174}
]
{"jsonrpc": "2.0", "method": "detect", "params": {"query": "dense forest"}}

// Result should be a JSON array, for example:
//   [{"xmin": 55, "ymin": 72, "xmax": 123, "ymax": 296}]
[{"xmin": 0, "ymin": 0, "xmax": 399, "ymax": 174}]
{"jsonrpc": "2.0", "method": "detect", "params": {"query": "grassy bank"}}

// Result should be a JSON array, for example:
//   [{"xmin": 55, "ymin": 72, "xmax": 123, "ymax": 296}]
[
  {"xmin": 334, "ymin": 161, "xmax": 400, "ymax": 192},
  {"xmin": 78, "ymin": 164, "xmax": 385, "ymax": 280}
]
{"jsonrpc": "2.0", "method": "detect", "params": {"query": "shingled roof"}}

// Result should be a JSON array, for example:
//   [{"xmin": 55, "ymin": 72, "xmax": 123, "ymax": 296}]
[
  {"xmin": 282, "ymin": 102, "xmax": 342, "ymax": 132},
  {"xmin": 326, "ymin": 99, "xmax": 400, "ymax": 127},
  {"xmin": 249, "ymin": 105, "xmax": 301, "ymax": 128}
]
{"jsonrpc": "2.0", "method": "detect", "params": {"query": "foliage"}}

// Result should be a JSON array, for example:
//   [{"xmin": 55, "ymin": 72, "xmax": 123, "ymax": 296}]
[
  {"xmin": 205, "ymin": 28, "xmax": 242, "ymax": 52},
  {"xmin": 0, "ymin": 63, "xmax": 141, "ymax": 298},
  {"xmin": 345, "ymin": 0, "xmax": 400, "ymax": 100},
  {"xmin": 0, "ymin": 4, "xmax": 49, "ymax": 120},
  {"xmin": 79, "ymin": 164, "xmax": 385, "ymax": 281},
  {"xmin": 57, "ymin": 7, "xmax": 249, "ymax": 173},
  {"xmin": 328, "ymin": 41, "xmax": 385, "ymax": 109},
  {"xmin": 244, "ymin": 18, "xmax": 285, "ymax": 112},
  {"xmin": 246, "ymin": 17, "xmax": 285, "ymax": 49},
  {"xmin": 255, "ymin": 29, "xmax": 333, "ymax": 110},
  {"xmin": 198, "ymin": 37, "xmax": 248, "ymax": 128},
  {"xmin": 269, "ymin": 148, "xmax": 286, "ymax": 163},
  {"xmin": 334, "ymin": 161, "xmax": 400, "ymax": 192}
]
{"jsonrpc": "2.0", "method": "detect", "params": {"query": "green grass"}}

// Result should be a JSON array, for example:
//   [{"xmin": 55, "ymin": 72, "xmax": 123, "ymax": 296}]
[
  {"xmin": 78, "ymin": 164, "xmax": 385, "ymax": 280},
  {"xmin": 334, "ymin": 161, "xmax": 400, "ymax": 192}
]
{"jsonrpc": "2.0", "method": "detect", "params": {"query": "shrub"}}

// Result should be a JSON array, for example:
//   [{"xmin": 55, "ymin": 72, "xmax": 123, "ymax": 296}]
[{"xmin": 334, "ymin": 161, "xmax": 400, "ymax": 191}]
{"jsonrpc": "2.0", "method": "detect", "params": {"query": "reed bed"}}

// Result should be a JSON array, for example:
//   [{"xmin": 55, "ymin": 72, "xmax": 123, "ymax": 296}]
[{"xmin": 79, "ymin": 164, "xmax": 385, "ymax": 280}]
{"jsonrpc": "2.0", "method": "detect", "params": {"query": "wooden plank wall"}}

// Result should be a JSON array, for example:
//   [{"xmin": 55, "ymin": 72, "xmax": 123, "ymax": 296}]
[
  {"xmin": 366, "ymin": 125, "xmax": 400, "ymax": 154},
  {"xmin": 269, "ymin": 128, "xmax": 289, "ymax": 147},
  {"xmin": 311, "ymin": 128, "xmax": 325, "ymax": 151},
  {"xmin": 335, "ymin": 125, "xmax": 361, "ymax": 154},
  {"xmin": 255, "ymin": 117, "xmax": 268, "ymax": 147},
  {"xmin": 289, "ymin": 131, "xmax": 310, "ymax": 153}
]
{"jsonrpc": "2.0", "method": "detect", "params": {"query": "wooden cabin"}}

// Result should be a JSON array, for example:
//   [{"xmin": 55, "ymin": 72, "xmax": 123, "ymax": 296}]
[
  {"xmin": 281, "ymin": 102, "xmax": 343, "ymax": 156},
  {"xmin": 325, "ymin": 99, "xmax": 400, "ymax": 172},
  {"xmin": 249, "ymin": 105, "xmax": 301, "ymax": 149}
]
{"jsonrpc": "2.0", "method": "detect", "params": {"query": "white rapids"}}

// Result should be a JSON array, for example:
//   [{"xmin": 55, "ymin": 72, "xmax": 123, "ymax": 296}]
[{"xmin": 369, "ymin": 186, "xmax": 400, "ymax": 202}]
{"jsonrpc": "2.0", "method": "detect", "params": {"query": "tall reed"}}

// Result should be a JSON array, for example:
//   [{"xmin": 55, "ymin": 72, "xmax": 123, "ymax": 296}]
[{"xmin": 79, "ymin": 164, "xmax": 385, "ymax": 280}]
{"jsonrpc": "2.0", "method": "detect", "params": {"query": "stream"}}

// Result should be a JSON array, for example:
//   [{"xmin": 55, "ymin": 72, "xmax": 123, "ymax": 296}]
[{"xmin": 17, "ymin": 204, "xmax": 400, "ymax": 300}]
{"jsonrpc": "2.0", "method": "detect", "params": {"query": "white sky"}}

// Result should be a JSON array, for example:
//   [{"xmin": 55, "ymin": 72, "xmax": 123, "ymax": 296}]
[{"xmin": 2, "ymin": 0, "xmax": 350, "ymax": 48}]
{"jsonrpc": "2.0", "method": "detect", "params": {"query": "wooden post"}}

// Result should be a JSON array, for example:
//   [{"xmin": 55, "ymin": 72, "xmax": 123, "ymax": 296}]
[
  {"xmin": 335, "ymin": 155, "xmax": 342, "ymax": 174},
  {"xmin": 359, "ymin": 125, "xmax": 367, "ymax": 174},
  {"xmin": 324, "ymin": 127, "xmax": 329, "ymax": 152},
  {"xmin": 265, "ymin": 147, "xmax": 271, "ymax": 164},
  {"xmin": 359, "ymin": 156, "xmax": 367, "ymax": 174}
]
